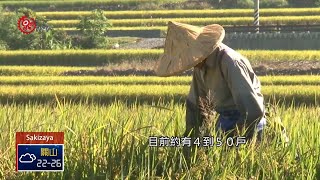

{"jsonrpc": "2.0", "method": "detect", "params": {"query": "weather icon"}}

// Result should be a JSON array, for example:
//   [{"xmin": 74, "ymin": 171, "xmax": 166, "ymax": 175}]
[{"xmin": 19, "ymin": 153, "xmax": 36, "ymax": 163}]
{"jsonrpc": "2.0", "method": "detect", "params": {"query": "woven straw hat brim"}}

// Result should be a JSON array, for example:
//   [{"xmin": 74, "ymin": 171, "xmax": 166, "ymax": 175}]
[{"xmin": 154, "ymin": 21, "xmax": 225, "ymax": 77}]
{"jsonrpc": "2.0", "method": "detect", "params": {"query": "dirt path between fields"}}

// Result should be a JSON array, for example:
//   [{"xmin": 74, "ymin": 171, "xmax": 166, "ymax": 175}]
[
  {"xmin": 63, "ymin": 38, "xmax": 320, "ymax": 76},
  {"xmin": 62, "ymin": 60, "xmax": 320, "ymax": 76}
]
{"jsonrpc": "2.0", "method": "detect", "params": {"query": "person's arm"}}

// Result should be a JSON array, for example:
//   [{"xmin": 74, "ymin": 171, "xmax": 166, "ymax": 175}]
[
  {"xmin": 184, "ymin": 68, "xmax": 207, "ymax": 137},
  {"xmin": 221, "ymin": 56, "xmax": 264, "ymax": 135}
]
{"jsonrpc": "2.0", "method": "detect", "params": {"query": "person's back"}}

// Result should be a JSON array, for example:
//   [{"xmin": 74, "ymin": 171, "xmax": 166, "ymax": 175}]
[{"xmin": 186, "ymin": 43, "xmax": 266, "ymax": 139}]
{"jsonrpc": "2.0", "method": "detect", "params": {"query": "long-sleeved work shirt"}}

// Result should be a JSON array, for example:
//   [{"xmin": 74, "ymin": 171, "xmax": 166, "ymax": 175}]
[{"xmin": 185, "ymin": 44, "xmax": 266, "ymax": 137}]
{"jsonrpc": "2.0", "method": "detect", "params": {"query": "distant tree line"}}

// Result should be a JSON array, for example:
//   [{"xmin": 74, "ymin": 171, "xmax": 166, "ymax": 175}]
[{"xmin": 0, "ymin": 7, "xmax": 111, "ymax": 50}]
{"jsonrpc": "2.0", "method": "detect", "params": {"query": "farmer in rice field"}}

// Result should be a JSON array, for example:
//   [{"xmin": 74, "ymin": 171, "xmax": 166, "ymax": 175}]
[{"xmin": 154, "ymin": 21, "xmax": 267, "ymax": 141}]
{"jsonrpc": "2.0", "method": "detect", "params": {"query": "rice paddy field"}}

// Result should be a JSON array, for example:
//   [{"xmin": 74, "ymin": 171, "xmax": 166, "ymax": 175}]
[
  {"xmin": 37, "ymin": 8, "xmax": 320, "ymax": 19},
  {"xmin": 1, "ymin": 50, "xmax": 320, "ymax": 66},
  {"xmin": 0, "ymin": 70, "xmax": 320, "ymax": 179},
  {"xmin": 0, "ymin": 101, "xmax": 319, "ymax": 179},
  {"xmin": 0, "ymin": 0, "xmax": 186, "ymax": 10},
  {"xmin": 47, "ymin": 16, "xmax": 320, "ymax": 28},
  {"xmin": 4, "ymin": 8, "xmax": 320, "ymax": 30},
  {"xmin": 0, "ymin": 2, "xmax": 320, "ymax": 178}
]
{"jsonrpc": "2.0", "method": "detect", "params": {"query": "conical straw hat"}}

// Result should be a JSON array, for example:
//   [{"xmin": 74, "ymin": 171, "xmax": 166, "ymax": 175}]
[{"xmin": 154, "ymin": 21, "xmax": 225, "ymax": 77}]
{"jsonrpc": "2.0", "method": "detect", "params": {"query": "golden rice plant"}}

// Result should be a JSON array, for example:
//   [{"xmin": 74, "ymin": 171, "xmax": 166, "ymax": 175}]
[
  {"xmin": 38, "ymin": 8, "xmax": 320, "ymax": 20},
  {"xmin": 0, "ymin": 84, "xmax": 318, "ymax": 105},
  {"xmin": 0, "ymin": 50, "xmax": 319, "ymax": 66},
  {"xmin": 0, "ymin": 75, "xmax": 319, "ymax": 86},
  {"xmin": 48, "ymin": 16, "xmax": 320, "ymax": 28},
  {"xmin": 1, "ymin": 102, "xmax": 318, "ymax": 179}
]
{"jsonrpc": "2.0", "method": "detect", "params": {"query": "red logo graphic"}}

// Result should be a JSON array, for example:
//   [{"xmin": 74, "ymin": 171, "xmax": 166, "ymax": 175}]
[{"xmin": 17, "ymin": 16, "xmax": 37, "ymax": 34}]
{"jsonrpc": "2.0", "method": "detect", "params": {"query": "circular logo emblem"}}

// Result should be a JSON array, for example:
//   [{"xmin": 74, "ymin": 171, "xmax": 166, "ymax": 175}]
[{"xmin": 17, "ymin": 16, "xmax": 37, "ymax": 34}]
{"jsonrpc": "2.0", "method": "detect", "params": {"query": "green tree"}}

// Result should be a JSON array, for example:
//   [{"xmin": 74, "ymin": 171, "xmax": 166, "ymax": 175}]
[
  {"xmin": 207, "ymin": 0, "xmax": 254, "ymax": 8},
  {"xmin": 0, "ymin": 40, "xmax": 7, "ymax": 50},
  {"xmin": 207, "ymin": 0, "xmax": 290, "ymax": 8},
  {"xmin": 287, "ymin": 0, "xmax": 315, "ymax": 7},
  {"xmin": 0, "ymin": 7, "xmax": 8, "ymax": 50},
  {"xmin": 260, "ymin": 0, "xmax": 288, "ymax": 8},
  {"xmin": 207, "ymin": 0, "xmax": 222, "ymax": 8},
  {"xmin": 0, "ymin": 7, "xmax": 38, "ymax": 49},
  {"xmin": 77, "ymin": 9, "xmax": 112, "ymax": 49},
  {"xmin": 0, "ymin": 7, "xmax": 72, "ymax": 50}
]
